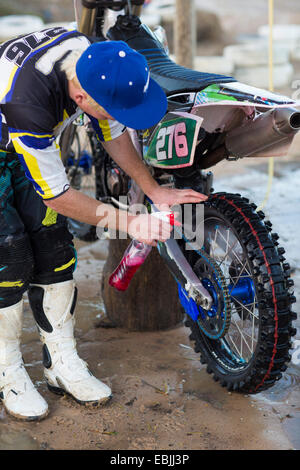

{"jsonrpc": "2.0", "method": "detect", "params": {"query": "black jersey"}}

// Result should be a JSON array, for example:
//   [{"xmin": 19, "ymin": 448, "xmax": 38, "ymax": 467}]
[{"xmin": 0, "ymin": 26, "xmax": 125, "ymax": 200}]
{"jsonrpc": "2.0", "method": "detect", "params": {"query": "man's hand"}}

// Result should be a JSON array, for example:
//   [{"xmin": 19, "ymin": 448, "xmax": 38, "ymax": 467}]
[
  {"xmin": 128, "ymin": 212, "xmax": 178, "ymax": 247},
  {"xmin": 149, "ymin": 186, "xmax": 208, "ymax": 210}
]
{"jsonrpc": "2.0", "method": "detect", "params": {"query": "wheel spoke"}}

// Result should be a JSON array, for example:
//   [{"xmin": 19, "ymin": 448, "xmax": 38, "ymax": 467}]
[
  {"xmin": 230, "ymin": 295, "xmax": 259, "ymax": 319},
  {"xmin": 213, "ymin": 228, "xmax": 251, "ymax": 276},
  {"xmin": 202, "ymin": 219, "xmax": 260, "ymax": 364},
  {"xmin": 227, "ymin": 319, "xmax": 257, "ymax": 358}
]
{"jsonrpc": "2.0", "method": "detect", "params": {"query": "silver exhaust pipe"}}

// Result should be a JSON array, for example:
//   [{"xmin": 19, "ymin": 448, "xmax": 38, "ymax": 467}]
[{"xmin": 225, "ymin": 107, "xmax": 300, "ymax": 158}]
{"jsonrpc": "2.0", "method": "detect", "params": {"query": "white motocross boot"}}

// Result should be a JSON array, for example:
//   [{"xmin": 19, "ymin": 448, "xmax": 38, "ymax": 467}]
[
  {"xmin": 0, "ymin": 300, "xmax": 49, "ymax": 421},
  {"xmin": 29, "ymin": 280, "xmax": 112, "ymax": 405}
]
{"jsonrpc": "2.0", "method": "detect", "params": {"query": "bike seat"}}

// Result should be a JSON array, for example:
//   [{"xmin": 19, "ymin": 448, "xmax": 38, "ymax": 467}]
[
  {"xmin": 135, "ymin": 47, "xmax": 235, "ymax": 95},
  {"xmin": 107, "ymin": 18, "xmax": 236, "ymax": 95}
]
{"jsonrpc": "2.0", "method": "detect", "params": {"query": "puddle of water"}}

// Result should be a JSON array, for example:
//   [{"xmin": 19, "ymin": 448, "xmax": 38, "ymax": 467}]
[
  {"xmin": 253, "ymin": 364, "xmax": 300, "ymax": 404},
  {"xmin": 282, "ymin": 415, "xmax": 300, "ymax": 450},
  {"xmin": 250, "ymin": 363, "xmax": 300, "ymax": 449},
  {"xmin": 0, "ymin": 429, "xmax": 40, "ymax": 450}
]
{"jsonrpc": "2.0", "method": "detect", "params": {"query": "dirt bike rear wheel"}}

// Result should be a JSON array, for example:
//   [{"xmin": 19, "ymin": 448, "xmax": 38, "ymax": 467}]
[
  {"xmin": 60, "ymin": 121, "xmax": 102, "ymax": 242},
  {"xmin": 181, "ymin": 192, "xmax": 297, "ymax": 393}
]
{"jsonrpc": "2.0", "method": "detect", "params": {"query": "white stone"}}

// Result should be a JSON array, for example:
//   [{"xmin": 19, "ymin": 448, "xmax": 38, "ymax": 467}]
[
  {"xmin": 43, "ymin": 21, "xmax": 73, "ymax": 30},
  {"xmin": 234, "ymin": 62, "xmax": 294, "ymax": 89},
  {"xmin": 258, "ymin": 24, "xmax": 300, "ymax": 55},
  {"xmin": 142, "ymin": 0, "xmax": 175, "ymax": 22},
  {"xmin": 290, "ymin": 37, "xmax": 300, "ymax": 61},
  {"xmin": 194, "ymin": 55, "xmax": 234, "ymax": 76},
  {"xmin": 292, "ymin": 47, "xmax": 300, "ymax": 62},
  {"xmin": 224, "ymin": 43, "xmax": 290, "ymax": 67},
  {"xmin": 0, "ymin": 15, "xmax": 44, "ymax": 41},
  {"xmin": 140, "ymin": 13, "xmax": 161, "ymax": 28},
  {"xmin": 258, "ymin": 24, "xmax": 300, "ymax": 41}
]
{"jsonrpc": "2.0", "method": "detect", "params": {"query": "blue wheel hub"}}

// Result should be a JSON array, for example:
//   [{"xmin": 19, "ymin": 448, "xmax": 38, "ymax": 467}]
[
  {"xmin": 228, "ymin": 277, "xmax": 255, "ymax": 306},
  {"xmin": 67, "ymin": 151, "xmax": 93, "ymax": 174},
  {"xmin": 178, "ymin": 276, "xmax": 255, "ymax": 324}
]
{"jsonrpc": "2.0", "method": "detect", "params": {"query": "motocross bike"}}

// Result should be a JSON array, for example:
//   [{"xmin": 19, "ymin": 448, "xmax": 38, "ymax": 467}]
[{"xmin": 60, "ymin": 0, "xmax": 298, "ymax": 394}]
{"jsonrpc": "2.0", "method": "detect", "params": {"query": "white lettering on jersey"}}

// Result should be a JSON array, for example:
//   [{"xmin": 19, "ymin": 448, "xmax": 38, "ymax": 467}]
[
  {"xmin": 35, "ymin": 36, "xmax": 90, "ymax": 76},
  {"xmin": 4, "ymin": 27, "xmax": 67, "ymax": 67}
]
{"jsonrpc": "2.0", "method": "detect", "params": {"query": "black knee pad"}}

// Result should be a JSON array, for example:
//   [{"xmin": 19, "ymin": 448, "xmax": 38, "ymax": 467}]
[
  {"xmin": 0, "ymin": 234, "xmax": 34, "ymax": 307},
  {"xmin": 30, "ymin": 225, "xmax": 77, "ymax": 284}
]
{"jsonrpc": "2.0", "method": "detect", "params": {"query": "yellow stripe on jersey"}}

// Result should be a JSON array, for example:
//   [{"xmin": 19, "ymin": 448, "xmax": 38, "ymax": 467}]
[
  {"xmin": 98, "ymin": 119, "xmax": 112, "ymax": 141},
  {"xmin": 0, "ymin": 64, "xmax": 18, "ymax": 103},
  {"xmin": 12, "ymin": 138, "xmax": 55, "ymax": 199},
  {"xmin": 52, "ymin": 140, "xmax": 63, "ymax": 161}
]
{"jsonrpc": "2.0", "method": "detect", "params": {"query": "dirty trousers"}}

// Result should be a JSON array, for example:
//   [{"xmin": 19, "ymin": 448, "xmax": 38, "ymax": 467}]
[{"xmin": 0, "ymin": 152, "xmax": 76, "ymax": 308}]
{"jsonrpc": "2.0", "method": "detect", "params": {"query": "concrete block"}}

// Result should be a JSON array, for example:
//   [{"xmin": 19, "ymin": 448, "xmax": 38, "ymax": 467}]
[
  {"xmin": 194, "ymin": 55, "xmax": 234, "ymax": 75},
  {"xmin": 0, "ymin": 15, "xmax": 44, "ymax": 41},
  {"xmin": 224, "ymin": 43, "xmax": 290, "ymax": 67},
  {"xmin": 235, "ymin": 62, "xmax": 294, "ymax": 89}
]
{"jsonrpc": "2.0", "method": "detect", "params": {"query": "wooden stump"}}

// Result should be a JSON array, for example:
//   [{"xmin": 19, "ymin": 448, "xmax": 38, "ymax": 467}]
[
  {"xmin": 174, "ymin": 0, "xmax": 196, "ymax": 68},
  {"xmin": 101, "ymin": 238, "xmax": 184, "ymax": 331}
]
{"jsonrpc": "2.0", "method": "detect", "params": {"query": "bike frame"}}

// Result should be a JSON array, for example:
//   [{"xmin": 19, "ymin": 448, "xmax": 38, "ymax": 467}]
[{"xmin": 78, "ymin": 0, "xmax": 144, "ymax": 36}]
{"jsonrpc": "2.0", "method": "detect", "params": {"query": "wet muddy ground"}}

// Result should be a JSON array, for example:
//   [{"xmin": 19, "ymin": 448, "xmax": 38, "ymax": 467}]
[{"xmin": 0, "ymin": 279, "xmax": 296, "ymax": 450}]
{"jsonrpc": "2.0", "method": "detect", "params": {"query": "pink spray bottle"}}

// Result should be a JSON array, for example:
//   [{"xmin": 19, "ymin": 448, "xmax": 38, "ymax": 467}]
[{"xmin": 108, "ymin": 211, "xmax": 181, "ymax": 291}]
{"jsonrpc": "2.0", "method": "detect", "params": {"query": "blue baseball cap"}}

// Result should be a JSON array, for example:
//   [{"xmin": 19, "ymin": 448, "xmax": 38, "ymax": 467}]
[{"xmin": 76, "ymin": 41, "xmax": 167, "ymax": 130}]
